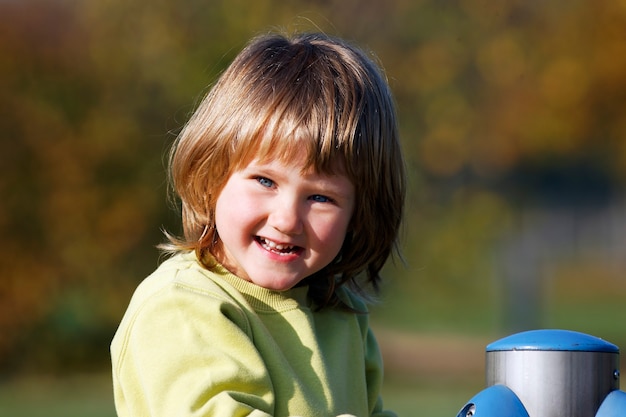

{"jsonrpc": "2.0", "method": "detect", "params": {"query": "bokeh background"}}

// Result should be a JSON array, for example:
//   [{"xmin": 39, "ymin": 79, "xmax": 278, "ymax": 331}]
[{"xmin": 1, "ymin": 0, "xmax": 625, "ymax": 415}]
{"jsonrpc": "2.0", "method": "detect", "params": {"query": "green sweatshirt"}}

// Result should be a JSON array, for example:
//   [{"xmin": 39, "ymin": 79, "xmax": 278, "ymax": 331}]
[{"xmin": 111, "ymin": 251, "xmax": 396, "ymax": 417}]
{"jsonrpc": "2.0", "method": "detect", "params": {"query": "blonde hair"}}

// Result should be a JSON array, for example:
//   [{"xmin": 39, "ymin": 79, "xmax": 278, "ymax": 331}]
[{"xmin": 164, "ymin": 32, "xmax": 405, "ymax": 308}]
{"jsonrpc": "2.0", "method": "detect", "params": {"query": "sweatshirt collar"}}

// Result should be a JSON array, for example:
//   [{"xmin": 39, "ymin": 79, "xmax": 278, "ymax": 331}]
[{"xmin": 198, "ymin": 251, "xmax": 310, "ymax": 312}]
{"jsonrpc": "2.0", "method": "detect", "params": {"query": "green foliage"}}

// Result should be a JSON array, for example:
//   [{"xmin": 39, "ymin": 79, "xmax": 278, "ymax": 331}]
[
  {"xmin": 1, "ymin": 0, "xmax": 625, "ymax": 376},
  {"xmin": 0, "ymin": 374, "xmax": 115, "ymax": 417}
]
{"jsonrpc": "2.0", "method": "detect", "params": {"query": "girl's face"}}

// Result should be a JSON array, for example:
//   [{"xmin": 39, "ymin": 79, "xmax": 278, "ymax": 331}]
[{"xmin": 212, "ymin": 155, "xmax": 355, "ymax": 291}]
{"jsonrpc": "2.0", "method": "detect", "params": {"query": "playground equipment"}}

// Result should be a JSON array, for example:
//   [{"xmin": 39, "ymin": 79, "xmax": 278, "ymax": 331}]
[{"xmin": 456, "ymin": 329, "xmax": 626, "ymax": 417}]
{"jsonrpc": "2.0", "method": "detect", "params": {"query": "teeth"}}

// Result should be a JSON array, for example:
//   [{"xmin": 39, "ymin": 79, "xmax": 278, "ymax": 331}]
[{"xmin": 261, "ymin": 238, "xmax": 294, "ymax": 252}]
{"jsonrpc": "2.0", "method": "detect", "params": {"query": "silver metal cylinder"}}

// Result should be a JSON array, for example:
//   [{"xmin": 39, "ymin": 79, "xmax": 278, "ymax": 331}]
[{"xmin": 486, "ymin": 330, "xmax": 620, "ymax": 417}]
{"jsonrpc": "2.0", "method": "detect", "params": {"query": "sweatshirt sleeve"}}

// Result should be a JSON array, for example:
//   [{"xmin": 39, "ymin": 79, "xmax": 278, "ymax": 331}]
[
  {"xmin": 111, "ymin": 278, "xmax": 275, "ymax": 417},
  {"xmin": 364, "ymin": 325, "xmax": 398, "ymax": 417},
  {"xmin": 343, "ymin": 290, "xmax": 397, "ymax": 417}
]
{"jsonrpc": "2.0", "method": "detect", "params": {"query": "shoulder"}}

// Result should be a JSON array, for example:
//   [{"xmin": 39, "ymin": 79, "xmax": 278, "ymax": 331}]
[
  {"xmin": 335, "ymin": 285, "xmax": 371, "ymax": 313},
  {"xmin": 113, "ymin": 252, "xmax": 250, "ymax": 342},
  {"xmin": 129, "ymin": 252, "xmax": 239, "ymax": 306},
  {"xmin": 330, "ymin": 286, "xmax": 373, "ymax": 333},
  {"xmin": 110, "ymin": 253, "xmax": 265, "ymax": 395}
]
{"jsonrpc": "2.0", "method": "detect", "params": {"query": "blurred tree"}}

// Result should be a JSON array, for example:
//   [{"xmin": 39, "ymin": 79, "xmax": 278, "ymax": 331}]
[{"xmin": 1, "ymin": 0, "xmax": 625, "ymax": 374}]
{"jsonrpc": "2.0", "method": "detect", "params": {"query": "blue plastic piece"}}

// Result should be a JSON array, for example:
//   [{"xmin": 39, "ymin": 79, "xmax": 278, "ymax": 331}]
[
  {"xmin": 596, "ymin": 390, "xmax": 626, "ymax": 417},
  {"xmin": 487, "ymin": 329, "xmax": 619, "ymax": 353},
  {"xmin": 456, "ymin": 385, "xmax": 530, "ymax": 417}
]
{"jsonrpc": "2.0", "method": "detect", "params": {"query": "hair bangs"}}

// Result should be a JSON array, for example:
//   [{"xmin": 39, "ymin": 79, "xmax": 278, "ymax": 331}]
[{"xmin": 229, "ymin": 78, "xmax": 350, "ymax": 177}]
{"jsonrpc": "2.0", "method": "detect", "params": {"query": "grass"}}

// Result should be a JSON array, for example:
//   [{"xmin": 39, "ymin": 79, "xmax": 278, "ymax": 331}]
[
  {"xmin": 0, "ymin": 330, "xmax": 489, "ymax": 417},
  {"xmin": 0, "ymin": 371, "xmax": 482, "ymax": 417},
  {"xmin": 0, "ymin": 373, "xmax": 116, "ymax": 417},
  {"xmin": 6, "ymin": 326, "xmax": 620, "ymax": 417},
  {"xmin": 382, "ymin": 377, "xmax": 483, "ymax": 416},
  {"xmin": 10, "ymin": 325, "xmax": 621, "ymax": 417}
]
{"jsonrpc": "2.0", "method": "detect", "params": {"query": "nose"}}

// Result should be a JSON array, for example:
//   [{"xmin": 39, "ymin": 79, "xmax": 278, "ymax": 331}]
[{"xmin": 268, "ymin": 196, "xmax": 304, "ymax": 236}]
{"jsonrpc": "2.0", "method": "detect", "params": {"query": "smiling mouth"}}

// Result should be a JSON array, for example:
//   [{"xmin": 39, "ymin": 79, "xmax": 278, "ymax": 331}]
[{"xmin": 256, "ymin": 237, "xmax": 302, "ymax": 255}]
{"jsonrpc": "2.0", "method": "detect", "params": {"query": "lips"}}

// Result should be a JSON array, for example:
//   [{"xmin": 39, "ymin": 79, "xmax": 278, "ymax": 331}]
[{"xmin": 256, "ymin": 237, "xmax": 302, "ymax": 255}]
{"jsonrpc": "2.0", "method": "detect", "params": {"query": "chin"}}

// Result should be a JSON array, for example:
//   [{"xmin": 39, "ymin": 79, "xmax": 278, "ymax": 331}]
[
  {"xmin": 267, "ymin": 282, "xmax": 297, "ymax": 292},
  {"xmin": 260, "ymin": 277, "xmax": 302, "ymax": 292}
]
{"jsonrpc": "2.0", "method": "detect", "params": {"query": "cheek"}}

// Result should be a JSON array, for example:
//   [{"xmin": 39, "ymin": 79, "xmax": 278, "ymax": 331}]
[
  {"xmin": 314, "ymin": 216, "xmax": 351, "ymax": 254},
  {"xmin": 214, "ymin": 186, "xmax": 240, "ymax": 235},
  {"xmin": 215, "ymin": 191, "xmax": 259, "ymax": 235}
]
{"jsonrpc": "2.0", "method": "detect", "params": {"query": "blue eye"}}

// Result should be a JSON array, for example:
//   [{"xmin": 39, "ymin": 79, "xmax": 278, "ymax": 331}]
[
  {"xmin": 256, "ymin": 177, "xmax": 274, "ymax": 188},
  {"xmin": 310, "ymin": 195, "xmax": 332, "ymax": 203}
]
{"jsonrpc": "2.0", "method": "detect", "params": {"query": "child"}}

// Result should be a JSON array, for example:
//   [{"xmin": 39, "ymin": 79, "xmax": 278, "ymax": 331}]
[{"xmin": 111, "ymin": 31, "xmax": 405, "ymax": 417}]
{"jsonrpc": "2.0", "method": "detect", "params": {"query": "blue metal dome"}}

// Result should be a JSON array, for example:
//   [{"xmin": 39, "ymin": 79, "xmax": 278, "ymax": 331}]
[{"xmin": 486, "ymin": 329, "xmax": 619, "ymax": 353}]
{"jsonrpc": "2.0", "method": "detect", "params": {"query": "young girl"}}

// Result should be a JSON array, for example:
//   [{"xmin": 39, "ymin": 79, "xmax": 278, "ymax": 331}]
[{"xmin": 111, "ymin": 31, "xmax": 405, "ymax": 417}]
